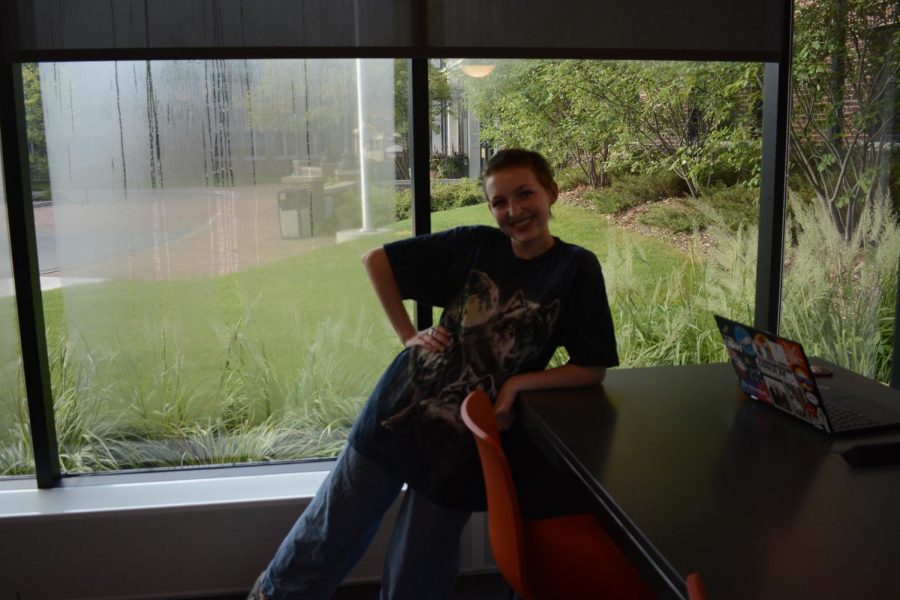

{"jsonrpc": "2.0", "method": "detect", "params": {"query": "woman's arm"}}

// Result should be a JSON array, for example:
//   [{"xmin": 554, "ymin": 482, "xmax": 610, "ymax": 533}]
[
  {"xmin": 362, "ymin": 247, "xmax": 451, "ymax": 352},
  {"xmin": 494, "ymin": 364, "xmax": 607, "ymax": 430}
]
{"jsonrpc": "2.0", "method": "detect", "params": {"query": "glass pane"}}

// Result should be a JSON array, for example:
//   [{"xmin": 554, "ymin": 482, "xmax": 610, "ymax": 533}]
[
  {"xmin": 0, "ymin": 137, "xmax": 34, "ymax": 477},
  {"xmin": 32, "ymin": 59, "xmax": 407, "ymax": 473},
  {"xmin": 433, "ymin": 58, "xmax": 763, "ymax": 367},
  {"xmin": 781, "ymin": 2, "xmax": 898, "ymax": 384}
]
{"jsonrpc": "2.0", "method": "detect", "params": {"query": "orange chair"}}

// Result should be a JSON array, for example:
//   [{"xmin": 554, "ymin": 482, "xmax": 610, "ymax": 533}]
[
  {"xmin": 461, "ymin": 390, "xmax": 655, "ymax": 600},
  {"xmin": 686, "ymin": 572, "xmax": 708, "ymax": 600}
]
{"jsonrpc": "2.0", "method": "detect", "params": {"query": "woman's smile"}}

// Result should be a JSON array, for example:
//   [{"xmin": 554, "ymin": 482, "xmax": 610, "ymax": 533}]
[{"xmin": 485, "ymin": 165, "xmax": 558, "ymax": 259}]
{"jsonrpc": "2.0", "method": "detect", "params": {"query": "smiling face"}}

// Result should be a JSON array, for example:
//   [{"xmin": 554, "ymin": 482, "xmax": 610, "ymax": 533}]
[{"xmin": 484, "ymin": 166, "xmax": 558, "ymax": 259}]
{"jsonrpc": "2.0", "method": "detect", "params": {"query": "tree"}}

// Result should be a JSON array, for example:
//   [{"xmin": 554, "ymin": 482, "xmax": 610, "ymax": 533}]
[
  {"xmin": 469, "ymin": 60, "xmax": 761, "ymax": 196},
  {"xmin": 392, "ymin": 59, "xmax": 452, "ymax": 179},
  {"xmin": 790, "ymin": 0, "xmax": 899, "ymax": 235},
  {"xmin": 22, "ymin": 63, "xmax": 49, "ymax": 187},
  {"xmin": 577, "ymin": 61, "xmax": 761, "ymax": 197},
  {"xmin": 467, "ymin": 60, "xmax": 626, "ymax": 187}
]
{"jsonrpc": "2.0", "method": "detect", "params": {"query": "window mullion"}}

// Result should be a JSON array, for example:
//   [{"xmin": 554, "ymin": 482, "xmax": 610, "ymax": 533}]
[
  {"xmin": 754, "ymin": 0, "xmax": 793, "ymax": 335},
  {"xmin": 409, "ymin": 57, "xmax": 433, "ymax": 331},
  {"xmin": 0, "ymin": 62, "xmax": 60, "ymax": 488}
]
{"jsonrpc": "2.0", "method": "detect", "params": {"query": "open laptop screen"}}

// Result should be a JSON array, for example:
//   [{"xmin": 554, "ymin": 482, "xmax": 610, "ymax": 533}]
[{"xmin": 715, "ymin": 315, "xmax": 830, "ymax": 432}]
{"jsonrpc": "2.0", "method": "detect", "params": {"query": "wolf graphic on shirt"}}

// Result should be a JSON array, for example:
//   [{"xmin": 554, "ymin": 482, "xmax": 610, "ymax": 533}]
[{"xmin": 381, "ymin": 270, "xmax": 559, "ymax": 432}]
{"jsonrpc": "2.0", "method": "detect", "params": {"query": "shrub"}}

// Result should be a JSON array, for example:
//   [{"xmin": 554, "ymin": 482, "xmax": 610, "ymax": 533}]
[
  {"xmin": 393, "ymin": 179, "xmax": 484, "ymax": 220},
  {"xmin": 584, "ymin": 187, "xmax": 643, "ymax": 214},
  {"xmin": 612, "ymin": 169, "xmax": 688, "ymax": 201},
  {"xmin": 584, "ymin": 169, "xmax": 688, "ymax": 214},
  {"xmin": 638, "ymin": 202, "xmax": 708, "ymax": 233},
  {"xmin": 781, "ymin": 192, "xmax": 900, "ymax": 383},
  {"xmin": 430, "ymin": 152, "xmax": 469, "ymax": 179},
  {"xmin": 394, "ymin": 188, "xmax": 412, "ymax": 220},
  {"xmin": 695, "ymin": 185, "xmax": 759, "ymax": 232},
  {"xmin": 430, "ymin": 178, "xmax": 484, "ymax": 212},
  {"xmin": 555, "ymin": 164, "xmax": 590, "ymax": 191}
]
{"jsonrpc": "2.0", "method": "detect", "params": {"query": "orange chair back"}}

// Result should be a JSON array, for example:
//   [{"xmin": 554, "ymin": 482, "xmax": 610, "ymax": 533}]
[
  {"xmin": 687, "ymin": 572, "xmax": 709, "ymax": 600},
  {"xmin": 461, "ymin": 391, "xmax": 533, "ymax": 599}
]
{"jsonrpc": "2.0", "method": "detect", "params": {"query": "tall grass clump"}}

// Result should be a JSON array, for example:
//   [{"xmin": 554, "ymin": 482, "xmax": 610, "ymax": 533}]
[
  {"xmin": 781, "ymin": 192, "xmax": 899, "ymax": 383},
  {"xmin": 606, "ymin": 198, "xmax": 759, "ymax": 367},
  {"xmin": 0, "ymin": 309, "xmax": 389, "ymax": 474},
  {"xmin": 0, "ymin": 360, "xmax": 33, "ymax": 475}
]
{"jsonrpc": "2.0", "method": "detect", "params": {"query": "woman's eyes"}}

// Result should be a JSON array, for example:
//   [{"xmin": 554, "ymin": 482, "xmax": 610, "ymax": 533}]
[{"xmin": 491, "ymin": 189, "xmax": 533, "ymax": 208}]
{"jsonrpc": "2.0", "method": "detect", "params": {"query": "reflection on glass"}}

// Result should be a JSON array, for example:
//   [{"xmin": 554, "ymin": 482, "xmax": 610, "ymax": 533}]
[
  {"xmin": 434, "ymin": 58, "xmax": 763, "ymax": 368},
  {"xmin": 29, "ymin": 59, "xmax": 406, "ymax": 473},
  {"xmin": 781, "ymin": 2, "xmax": 898, "ymax": 384},
  {"xmin": 0, "ymin": 140, "xmax": 34, "ymax": 476}
]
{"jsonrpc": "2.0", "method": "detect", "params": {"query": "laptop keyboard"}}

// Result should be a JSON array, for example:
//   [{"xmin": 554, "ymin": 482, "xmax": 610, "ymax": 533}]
[{"xmin": 825, "ymin": 397, "xmax": 878, "ymax": 431}]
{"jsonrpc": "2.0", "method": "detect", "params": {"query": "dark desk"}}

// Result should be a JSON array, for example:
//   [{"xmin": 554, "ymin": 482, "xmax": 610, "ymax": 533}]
[{"xmin": 519, "ymin": 362, "xmax": 900, "ymax": 600}]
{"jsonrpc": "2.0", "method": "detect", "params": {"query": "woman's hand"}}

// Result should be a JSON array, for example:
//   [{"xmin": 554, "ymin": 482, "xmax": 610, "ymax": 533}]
[
  {"xmin": 404, "ymin": 324, "xmax": 453, "ymax": 353},
  {"xmin": 492, "ymin": 365, "xmax": 607, "ymax": 431},
  {"xmin": 494, "ymin": 376, "xmax": 522, "ymax": 431}
]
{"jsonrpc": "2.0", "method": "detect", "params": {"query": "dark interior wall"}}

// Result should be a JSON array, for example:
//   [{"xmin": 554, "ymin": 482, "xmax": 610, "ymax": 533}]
[{"xmin": 0, "ymin": 494, "xmax": 492, "ymax": 599}]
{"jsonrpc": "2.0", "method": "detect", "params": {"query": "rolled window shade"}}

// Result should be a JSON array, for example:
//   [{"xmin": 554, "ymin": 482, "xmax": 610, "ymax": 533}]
[
  {"xmin": 4, "ymin": 0, "xmax": 785, "ymax": 60},
  {"xmin": 7, "ymin": 0, "xmax": 413, "ymax": 55},
  {"xmin": 429, "ymin": 0, "xmax": 784, "ymax": 58}
]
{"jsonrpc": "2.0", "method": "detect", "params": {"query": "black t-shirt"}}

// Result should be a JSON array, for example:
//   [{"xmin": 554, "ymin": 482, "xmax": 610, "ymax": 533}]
[{"xmin": 349, "ymin": 225, "xmax": 618, "ymax": 512}]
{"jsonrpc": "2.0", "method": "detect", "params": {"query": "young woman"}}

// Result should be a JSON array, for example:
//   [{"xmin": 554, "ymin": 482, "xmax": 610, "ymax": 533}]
[{"xmin": 250, "ymin": 149, "xmax": 618, "ymax": 600}]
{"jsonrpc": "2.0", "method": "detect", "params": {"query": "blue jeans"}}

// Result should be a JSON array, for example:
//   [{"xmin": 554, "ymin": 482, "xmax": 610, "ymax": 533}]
[{"xmin": 261, "ymin": 445, "xmax": 472, "ymax": 600}]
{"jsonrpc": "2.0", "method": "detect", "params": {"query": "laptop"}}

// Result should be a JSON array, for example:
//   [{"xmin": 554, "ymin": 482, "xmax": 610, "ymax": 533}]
[{"xmin": 715, "ymin": 315, "xmax": 900, "ymax": 434}]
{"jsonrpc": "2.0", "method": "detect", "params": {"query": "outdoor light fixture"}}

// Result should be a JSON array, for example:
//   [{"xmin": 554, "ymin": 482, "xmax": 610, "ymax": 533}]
[{"xmin": 460, "ymin": 63, "xmax": 495, "ymax": 78}]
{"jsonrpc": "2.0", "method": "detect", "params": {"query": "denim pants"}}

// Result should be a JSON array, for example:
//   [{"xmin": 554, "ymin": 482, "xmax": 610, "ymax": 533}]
[{"xmin": 261, "ymin": 445, "xmax": 472, "ymax": 600}]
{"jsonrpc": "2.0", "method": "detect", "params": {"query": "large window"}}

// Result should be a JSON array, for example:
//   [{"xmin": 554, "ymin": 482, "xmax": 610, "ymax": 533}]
[
  {"xmin": 432, "ymin": 58, "xmax": 763, "ymax": 369},
  {"xmin": 780, "ymin": 1, "xmax": 898, "ymax": 384},
  {"xmin": 5, "ymin": 59, "xmax": 409, "ymax": 474},
  {"xmin": 0, "ymin": 139, "xmax": 32, "ymax": 476},
  {"xmin": 2, "ymin": 0, "xmax": 897, "ymax": 485}
]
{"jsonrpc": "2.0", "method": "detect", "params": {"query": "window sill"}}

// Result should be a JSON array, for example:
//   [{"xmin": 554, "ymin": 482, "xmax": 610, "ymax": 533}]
[{"xmin": 0, "ymin": 461, "xmax": 334, "ymax": 520}]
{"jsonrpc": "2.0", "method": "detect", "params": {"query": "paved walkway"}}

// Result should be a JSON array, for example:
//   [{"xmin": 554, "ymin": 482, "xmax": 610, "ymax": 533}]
[{"xmin": 6, "ymin": 184, "xmax": 345, "ymax": 286}]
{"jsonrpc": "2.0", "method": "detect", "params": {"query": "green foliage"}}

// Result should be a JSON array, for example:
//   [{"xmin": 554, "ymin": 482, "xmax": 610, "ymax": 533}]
[
  {"xmin": 2, "ymin": 315, "xmax": 379, "ymax": 473},
  {"xmin": 613, "ymin": 170, "xmax": 688, "ymax": 201},
  {"xmin": 392, "ymin": 59, "xmax": 453, "ymax": 176},
  {"xmin": 22, "ymin": 63, "xmax": 49, "ymax": 188},
  {"xmin": 781, "ymin": 192, "xmax": 900, "ymax": 382},
  {"xmin": 396, "ymin": 179, "xmax": 484, "ymax": 220},
  {"xmin": 694, "ymin": 185, "xmax": 759, "ymax": 232},
  {"xmin": 472, "ymin": 60, "xmax": 762, "ymax": 196},
  {"xmin": 584, "ymin": 187, "xmax": 643, "ymax": 214},
  {"xmin": 430, "ymin": 178, "xmax": 483, "ymax": 211},
  {"xmin": 584, "ymin": 170, "xmax": 686, "ymax": 214},
  {"xmin": 606, "ymin": 235, "xmax": 749, "ymax": 367},
  {"xmin": 889, "ymin": 144, "xmax": 900, "ymax": 216},
  {"xmin": 607, "ymin": 190, "xmax": 897, "ymax": 381},
  {"xmin": 469, "ymin": 60, "xmax": 626, "ymax": 188},
  {"xmin": 789, "ymin": 0, "xmax": 898, "ymax": 231},
  {"xmin": 638, "ymin": 202, "xmax": 707, "ymax": 234},
  {"xmin": 430, "ymin": 152, "xmax": 469, "ymax": 179},
  {"xmin": 555, "ymin": 164, "xmax": 590, "ymax": 191},
  {"xmin": 614, "ymin": 61, "xmax": 763, "ymax": 196},
  {"xmin": 393, "ymin": 188, "xmax": 412, "ymax": 220},
  {"xmin": 2, "ymin": 197, "xmax": 896, "ymax": 475}
]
